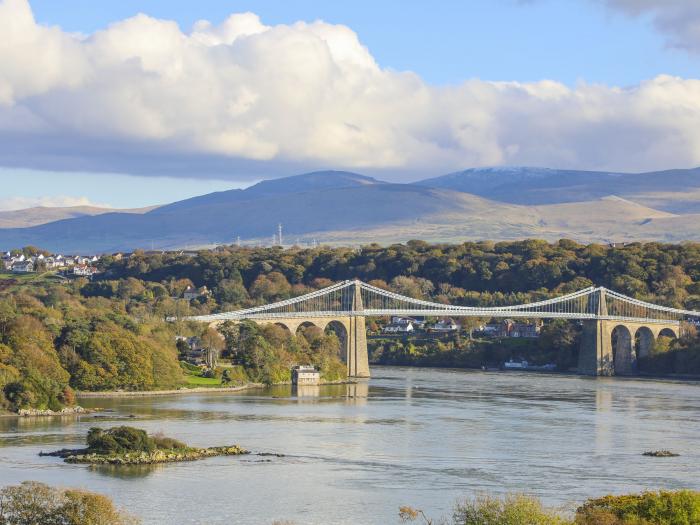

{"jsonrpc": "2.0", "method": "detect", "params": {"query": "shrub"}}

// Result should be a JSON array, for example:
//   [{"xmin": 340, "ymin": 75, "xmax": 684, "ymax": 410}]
[
  {"xmin": 575, "ymin": 490, "xmax": 700, "ymax": 525},
  {"xmin": 86, "ymin": 426, "xmax": 155, "ymax": 454},
  {"xmin": 452, "ymin": 494, "xmax": 568, "ymax": 525},
  {"xmin": 151, "ymin": 432, "xmax": 187, "ymax": 450},
  {"xmin": 0, "ymin": 481, "xmax": 138, "ymax": 524},
  {"xmin": 86, "ymin": 426, "xmax": 190, "ymax": 454}
]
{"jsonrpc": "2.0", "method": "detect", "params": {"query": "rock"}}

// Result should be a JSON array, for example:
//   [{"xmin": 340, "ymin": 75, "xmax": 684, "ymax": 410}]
[{"xmin": 643, "ymin": 450, "xmax": 680, "ymax": 457}]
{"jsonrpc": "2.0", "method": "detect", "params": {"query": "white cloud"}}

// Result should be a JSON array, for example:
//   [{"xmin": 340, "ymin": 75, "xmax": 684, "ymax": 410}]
[
  {"xmin": 600, "ymin": 0, "xmax": 700, "ymax": 54},
  {"xmin": 0, "ymin": 196, "xmax": 110, "ymax": 211},
  {"xmin": 0, "ymin": 0, "xmax": 699, "ymax": 179}
]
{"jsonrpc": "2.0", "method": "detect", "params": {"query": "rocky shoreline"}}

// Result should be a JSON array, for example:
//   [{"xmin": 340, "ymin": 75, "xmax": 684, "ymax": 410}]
[
  {"xmin": 42, "ymin": 445, "xmax": 249, "ymax": 465},
  {"xmin": 75, "ymin": 379, "xmax": 356, "ymax": 398},
  {"xmin": 75, "ymin": 384, "xmax": 263, "ymax": 398},
  {"xmin": 11, "ymin": 406, "xmax": 95, "ymax": 417}
]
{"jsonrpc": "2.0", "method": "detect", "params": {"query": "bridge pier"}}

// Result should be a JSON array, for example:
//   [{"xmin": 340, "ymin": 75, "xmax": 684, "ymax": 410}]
[{"xmin": 347, "ymin": 315, "xmax": 370, "ymax": 378}]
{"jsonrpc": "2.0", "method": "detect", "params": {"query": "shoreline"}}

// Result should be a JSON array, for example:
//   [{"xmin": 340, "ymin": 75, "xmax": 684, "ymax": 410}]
[
  {"xmin": 75, "ymin": 383, "xmax": 264, "ymax": 398},
  {"xmin": 75, "ymin": 378, "xmax": 358, "ymax": 398}
]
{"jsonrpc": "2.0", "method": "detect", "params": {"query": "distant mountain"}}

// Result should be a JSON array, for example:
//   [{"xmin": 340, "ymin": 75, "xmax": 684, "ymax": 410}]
[
  {"xmin": 417, "ymin": 166, "xmax": 700, "ymax": 212},
  {"xmin": 0, "ymin": 205, "xmax": 156, "ymax": 229},
  {"xmin": 2, "ymin": 168, "xmax": 700, "ymax": 252},
  {"xmin": 0, "ymin": 173, "xmax": 439, "ymax": 252},
  {"xmin": 152, "ymin": 170, "xmax": 382, "ymax": 215}
]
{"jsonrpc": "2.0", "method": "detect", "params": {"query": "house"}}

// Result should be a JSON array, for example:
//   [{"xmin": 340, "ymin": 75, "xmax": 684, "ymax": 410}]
[
  {"xmin": 383, "ymin": 322, "xmax": 415, "ymax": 334},
  {"xmin": 391, "ymin": 316, "xmax": 424, "ymax": 329},
  {"xmin": 489, "ymin": 319, "xmax": 541, "ymax": 338},
  {"xmin": 183, "ymin": 285, "xmax": 211, "ymax": 301},
  {"xmin": 428, "ymin": 319, "xmax": 459, "ymax": 333},
  {"xmin": 73, "ymin": 265, "xmax": 98, "ymax": 277},
  {"xmin": 176, "ymin": 336, "xmax": 207, "ymax": 365},
  {"xmin": 292, "ymin": 365, "xmax": 320, "ymax": 386},
  {"xmin": 11, "ymin": 261, "xmax": 34, "ymax": 273}
]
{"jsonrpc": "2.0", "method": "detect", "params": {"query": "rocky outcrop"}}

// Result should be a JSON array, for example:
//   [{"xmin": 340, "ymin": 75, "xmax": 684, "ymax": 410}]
[
  {"xmin": 60, "ymin": 445, "xmax": 249, "ymax": 465},
  {"xmin": 17, "ymin": 406, "xmax": 91, "ymax": 417}
]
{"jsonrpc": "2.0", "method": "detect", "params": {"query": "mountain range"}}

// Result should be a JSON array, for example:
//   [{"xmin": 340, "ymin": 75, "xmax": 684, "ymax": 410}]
[{"xmin": 2, "ymin": 167, "xmax": 700, "ymax": 253}]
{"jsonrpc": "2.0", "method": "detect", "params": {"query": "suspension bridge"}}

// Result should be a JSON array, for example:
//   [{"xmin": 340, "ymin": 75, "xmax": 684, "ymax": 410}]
[{"xmin": 187, "ymin": 280, "xmax": 700, "ymax": 378}]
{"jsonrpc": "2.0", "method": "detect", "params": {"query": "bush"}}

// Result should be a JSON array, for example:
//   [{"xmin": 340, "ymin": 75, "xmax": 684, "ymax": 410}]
[
  {"xmin": 221, "ymin": 365, "xmax": 249, "ymax": 385},
  {"xmin": 452, "ymin": 494, "xmax": 567, "ymax": 525},
  {"xmin": 0, "ymin": 481, "xmax": 138, "ymax": 524},
  {"xmin": 86, "ymin": 426, "xmax": 190, "ymax": 454},
  {"xmin": 201, "ymin": 368, "xmax": 216, "ymax": 379},
  {"xmin": 575, "ymin": 490, "xmax": 700, "ymax": 525},
  {"xmin": 152, "ymin": 432, "xmax": 187, "ymax": 450},
  {"xmin": 86, "ymin": 426, "xmax": 155, "ymax": 454},
  {"xmin": 179, "ymin": 361, "xmax": 200, "ymax": 373}
]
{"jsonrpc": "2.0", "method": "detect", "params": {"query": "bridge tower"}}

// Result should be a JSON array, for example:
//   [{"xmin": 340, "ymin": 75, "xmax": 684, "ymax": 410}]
[
  {"xmin": 578, "ymin": 288, "xmax": 614, "ymax": 376},
  {"xmin": 347, "ymin": 280, "xmax": 370, "ymax": 378}
]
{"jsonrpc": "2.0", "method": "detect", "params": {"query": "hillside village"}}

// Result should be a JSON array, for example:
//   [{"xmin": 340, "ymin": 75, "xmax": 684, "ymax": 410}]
[{"xmin": 2, "ymin": 251, "xmax": 102, "ymax": 277}]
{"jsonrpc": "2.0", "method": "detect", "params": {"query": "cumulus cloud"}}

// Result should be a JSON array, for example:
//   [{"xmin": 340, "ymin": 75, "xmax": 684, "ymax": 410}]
[
  {"xmin": 600, "ymin": 0, "xmax": 700, "ymax": 54},
  {"xmin": 0, "ymin": 196, "xmax": 110, "ymax": 211},
  {"xmin": 0, "ymin": 0, "xmax": 700, "ymax": 179}
]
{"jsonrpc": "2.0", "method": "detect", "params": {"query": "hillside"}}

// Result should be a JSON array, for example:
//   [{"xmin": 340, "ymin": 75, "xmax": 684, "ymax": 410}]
[
  {"xmin": 2, "ymin": 169, "xmax": 700, "ymax": 252},
  {"xmin": 0, "ymin": 205, "xmax": 156, "ymax": 229},
  {"xmin": 417, "ymin": 166, "xmax": 700, "ymax": 212}
]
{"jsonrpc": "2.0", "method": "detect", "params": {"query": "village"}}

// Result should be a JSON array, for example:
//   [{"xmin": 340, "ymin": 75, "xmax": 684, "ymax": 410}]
[
  {"xmin": 378, "ymin": 315, "xmax": 541, "ymax": 339},
  {"xmin": 2, "ymin": 250, "xmax": 102, "ymax": 277}
]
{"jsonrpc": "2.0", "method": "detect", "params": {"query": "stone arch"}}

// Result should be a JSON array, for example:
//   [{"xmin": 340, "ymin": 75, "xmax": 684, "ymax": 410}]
[
  {"xmin": 658, "ymin": 327, "xmax": 678, "ymax": 340},
  {"xmin": 325, "ymin": 320, "xmax": 349, "ymax": 363},
  {"xmin": 296, "ymin": 320, "xmax": 322, "ymax": 335},
  {"xmin": 635, "ymin": 326, "xmax": 655, "ymax": 360},
  {"xmin": 272, "ymin": 322, "xmax": 294, "ymax": 335},
  {"xmin": 611, "ymin": 325, "xmax": 634, "ymax": 375}
]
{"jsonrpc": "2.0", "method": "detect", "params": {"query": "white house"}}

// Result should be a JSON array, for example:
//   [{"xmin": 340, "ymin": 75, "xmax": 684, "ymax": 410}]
[
  {"xmin": 12, "ymin": 261, "xmax": 34, "ymax": 273},
  {"xmin": 292, "ymin": 365, "xmax": 320, "ymax": 385},
  {"xmin": 428, "ymin": 319, "xmax": 460, "ymax": 333},
  {"xmin": 383, "ymin": 322, "xmax": 415, "ymax": 334}
]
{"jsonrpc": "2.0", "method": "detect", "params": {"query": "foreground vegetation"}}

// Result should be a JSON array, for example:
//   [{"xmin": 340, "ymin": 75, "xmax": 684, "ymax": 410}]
[
  {"xmin": 3, "ymin": 240, "xmax": 700, "ymax": 411},
  {"xmin": 1, "ymin": 483, "xmax": 696, "ymax": 524},
  {"xmin": 0, "ymin": 481, "xmax": 138, "ymax": 524},
  {"xmin": 43, "ymin": 425, "xmax": 248, "ymax": 465},
  {"xmin": 401, "ymin": 490, "xmax": 700, "ymax": 524}
]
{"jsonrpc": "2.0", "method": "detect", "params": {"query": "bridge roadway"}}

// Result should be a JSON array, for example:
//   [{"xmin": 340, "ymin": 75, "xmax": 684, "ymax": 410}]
[{"xmin": 188, "ymin": 280, "xmax": 696, "ymax": 378}]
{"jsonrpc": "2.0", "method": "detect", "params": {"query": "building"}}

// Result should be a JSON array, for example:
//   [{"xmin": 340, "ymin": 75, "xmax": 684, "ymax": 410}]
[
  {"xmin": 11, "ymin": 261, "xmax": 34, "ymax": 273},
  {"xmin": 486, "ymin": 319, "xmax": 541, "ymax": 338},
  {"xmin": 383, "ymin": 322, "xmax": 415, "ymax": 334},
  {"xmin": 292, "ymin": 365, "xmax": 320, "ymax": 385},
  {"xmin": 183, "ymin": 285, "xmax": 211, "ymax": 301},
  {"xmin": 428, "ymin": 319, "xmax": 459, "ymax": 333},
  {"xmin": 391, "ymin": 316, "xmax": 424, "ymax": 329},
  {"xmin": 73, "ymin": 265, "xmax": 98, "ymax": 277}
]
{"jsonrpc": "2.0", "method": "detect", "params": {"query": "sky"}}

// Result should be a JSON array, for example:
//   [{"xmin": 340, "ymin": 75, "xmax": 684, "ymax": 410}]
[{"xmin": 1, "ymin": 0, "xmax": 700, "ymax": 209}]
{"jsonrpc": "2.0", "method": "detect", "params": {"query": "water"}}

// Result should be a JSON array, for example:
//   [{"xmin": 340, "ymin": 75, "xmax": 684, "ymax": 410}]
[{"xmin": 1, "ymin": 366, "xmax": 699, "ymax": 524}]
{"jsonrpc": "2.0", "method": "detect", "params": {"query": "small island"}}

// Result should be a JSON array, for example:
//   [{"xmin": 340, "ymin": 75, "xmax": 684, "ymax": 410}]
[
  {"xmin": 642, "ymin": 450, "xmax": 680, "ymax": 457},
  {"xmin": 42, "ymin": 426, "xmax": 248, "ymax": 465}
]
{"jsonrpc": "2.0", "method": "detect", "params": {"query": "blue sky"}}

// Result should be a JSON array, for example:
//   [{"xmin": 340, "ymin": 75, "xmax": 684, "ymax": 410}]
[{"xmin": 2, "ymin": 0, "xmax": 700, "ymax": 210}]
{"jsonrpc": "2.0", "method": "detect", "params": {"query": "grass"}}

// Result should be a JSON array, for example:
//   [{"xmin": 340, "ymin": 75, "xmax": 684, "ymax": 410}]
[
  {"xmin": 179, "ymin": 361, "xmax": 223, "ymax": 388},
  {"xmin": 0, "ymin": 271, "xmax": 67, "ymax": 292},
  {"xmin": 184, "ymin": 375, "xmax": 222, "ymax": 387}
]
